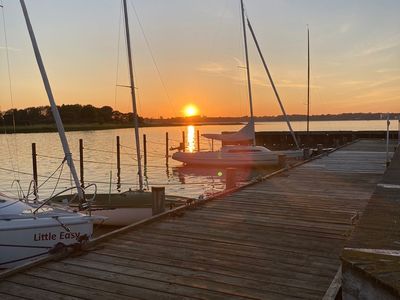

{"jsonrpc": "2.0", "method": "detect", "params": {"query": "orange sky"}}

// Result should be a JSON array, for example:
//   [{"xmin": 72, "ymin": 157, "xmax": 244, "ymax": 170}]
[{"xmin": 0, "ymin": 0, "xmax": 399, "ymax": 117}]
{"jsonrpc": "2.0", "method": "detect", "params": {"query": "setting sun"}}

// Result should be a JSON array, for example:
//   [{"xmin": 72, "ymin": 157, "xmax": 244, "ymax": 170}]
[{"xmin": 183, "ymin": 104, "xmax": 199, "ymax": 117}]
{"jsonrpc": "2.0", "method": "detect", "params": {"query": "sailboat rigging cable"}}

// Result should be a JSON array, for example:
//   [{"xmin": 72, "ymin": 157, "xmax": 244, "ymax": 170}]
[
  {"xmin": 128, "ymin": 0, "xmax": 177, "ymax": 117},
  {"xmin": 1, "ymin": 2, "xmax": 22, "ymax": 184},
  {"xmin": 246, "ymin": 17, "xmax": 300, "ymax": 149},
  {"xmin": 19, "ymin": 0, "xmax": 84, "ymax": 200}
]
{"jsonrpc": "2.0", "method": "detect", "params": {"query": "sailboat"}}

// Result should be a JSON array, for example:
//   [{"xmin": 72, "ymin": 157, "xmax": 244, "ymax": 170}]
[
  {"xmin": 0, "ymin": 0, "xmax": 102, "ymax": 269},
  {"xmin": 51, "ymin": 0, "xmax": 184, "ymax": 226},
  {"xmin": 172, "ymin": 0, "xmax": 303, "ymax": 167}
]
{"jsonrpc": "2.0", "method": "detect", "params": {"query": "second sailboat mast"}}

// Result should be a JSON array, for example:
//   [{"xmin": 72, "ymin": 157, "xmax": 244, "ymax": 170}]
[
  {"xmin": 307, "ymin": 26, "xmax": 310, "ymax": 134},
  {"xmin": 240, "ymin": 0, "xmax": 255, "ymax": 146},
  {"xmin": 122, "ymin": 0, "xmax": 143, "ymax": 191}
]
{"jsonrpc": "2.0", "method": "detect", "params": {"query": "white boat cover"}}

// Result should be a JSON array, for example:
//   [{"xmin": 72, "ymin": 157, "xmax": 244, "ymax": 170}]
[{"xmin": 202, "ymin": 120, "xmax": 255, "ymax": 142}]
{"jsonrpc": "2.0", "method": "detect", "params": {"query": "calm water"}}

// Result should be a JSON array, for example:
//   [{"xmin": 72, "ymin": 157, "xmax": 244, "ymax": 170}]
[{"xmin": 0, "ymin": 120, "xmax": 396, "ymax": 199}]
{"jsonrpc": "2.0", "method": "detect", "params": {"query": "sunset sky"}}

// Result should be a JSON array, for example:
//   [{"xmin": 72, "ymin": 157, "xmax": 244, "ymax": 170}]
[{"xmin": 0, "ymin": 0, "xmax": 399, "ymax": 118}]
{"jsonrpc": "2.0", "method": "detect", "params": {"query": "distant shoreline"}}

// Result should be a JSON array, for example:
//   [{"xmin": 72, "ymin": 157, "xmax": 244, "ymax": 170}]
[
  {"xmin": 0, "ymin": 118, "xmax": 396, "ymax": 134},
  {"xmin": 0, "ymin": 122, "xmax": 243, "ymax": 134}
]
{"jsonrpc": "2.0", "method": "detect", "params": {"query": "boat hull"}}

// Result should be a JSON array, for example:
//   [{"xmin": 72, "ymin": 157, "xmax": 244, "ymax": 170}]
[
  {"xmin": 172, "ymin": 147, "xmax": 303, "ymax": 167},
  {"xmin": 172, "ymin": 152, "xmax": 274, "ymax": 166},
  {"xmin": 90, "ymin": 207, "xmax": 152, "ymax": 226},
  {"xmin": 0, "ymin": 215, "xmax": 93, "ymax": 269},
  {"xmin": 52, "ymin": 191, "xmax": 183, "ymax": 226}
]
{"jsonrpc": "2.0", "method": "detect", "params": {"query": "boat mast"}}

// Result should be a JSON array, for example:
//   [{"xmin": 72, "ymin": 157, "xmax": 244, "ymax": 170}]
[
  {"xmin": 307, "ymin": 25, "xmax": 310, "ymax": 134},
  {"xmin": 122, "ymin": 0, "xmax": 143, "ymax": 191},
  {"xmin": 19, "ymin": 0, "xmax": 83, "ymax": 199},
  {"xmin": 246, "ymin": 18, "xmax": 300, "ymax": 149},
  {"xmin": 240, "ymin": 0, "xmax": 255, "ymax": 146}
]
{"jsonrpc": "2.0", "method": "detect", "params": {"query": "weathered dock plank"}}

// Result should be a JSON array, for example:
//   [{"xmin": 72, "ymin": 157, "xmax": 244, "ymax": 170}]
[
  {"xmin": 0, "ymin": 139, "xmax": 395, "ymax": 299},
  {"xmin": 341, "ymin": 145, "xmax": 400, "ymax": 299}
]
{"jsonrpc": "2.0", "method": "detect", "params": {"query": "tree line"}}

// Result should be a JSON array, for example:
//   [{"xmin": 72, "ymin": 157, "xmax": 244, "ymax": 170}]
[
  {"xmin": 1, "ymin": 104, "xmax": 398, "ymax": 128},
  {"xmin": 0, "ymin": 104, "xmax": 143, "ymax": 126}
]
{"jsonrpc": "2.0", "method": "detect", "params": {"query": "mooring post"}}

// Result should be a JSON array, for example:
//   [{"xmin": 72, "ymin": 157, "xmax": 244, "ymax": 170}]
[
  {"xmin": 398, "ymin": 119, "xmax": 400, "ymax": 145},
  {"xmin": 143, "ymin": 134, "xmax": 147, "ymax": 166},
  {"xmin": 116, "ymin": 136, "xmax": 121, "ymax": 186},
  {"xmin": 303, "ymin": 148, "xmax": 310, "ymax": 160},
  {"xmin": 197, "ymin": 130, "xmax": 200, "ymax": 152},
  {"xmin": 334, "ymin": 138, "xmax": 340, "ymax": 148},
  {"xmin": 317, "ymin": 144, "xmax": 323, "ymax": 155},
  {"xmin": 31, "ymin": 143, "xmax": 38, "ymax": 197},
  {"xmin": 211, "ymin": 139, "xmax": 214, "ymax": 152},
  {"xmin": 79, "ymin": 139, "xmax": 84, "ymax": 187},
  {"xmin": 278, "ymin": 154, "xmax": 287, "ymax": 169},
  {"xmin": 152, "ymin": 186, "xmax": 165, "ymax": 215},
  {"xmin": 386, "ymin": 116, "xmax": 390, "ymax": 167},
  {"xmin": 182, "ymin": 131, "xmax": 185, "ymax": 152},
  {"xmin": 165, "ymin": 132, "xmax": 169, "ymax": 164},
  {"xmin": 225, "ymin": 168, "xmax": 237, "ymax": 190}
]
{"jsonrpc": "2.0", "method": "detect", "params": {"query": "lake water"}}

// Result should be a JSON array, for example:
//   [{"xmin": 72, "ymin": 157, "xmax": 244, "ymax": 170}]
[{"xmin": 0, "ymin": 120, "xmax": 397, "ymax": 200}]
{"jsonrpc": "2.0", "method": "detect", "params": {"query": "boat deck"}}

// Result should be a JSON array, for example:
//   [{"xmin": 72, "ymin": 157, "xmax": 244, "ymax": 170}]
[{"xmin": 0, "ymin": 139, "xmax": 396, "ymax": 299}]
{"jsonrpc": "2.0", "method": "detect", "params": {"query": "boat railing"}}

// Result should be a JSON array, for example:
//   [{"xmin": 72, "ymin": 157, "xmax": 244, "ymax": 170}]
[{"xmin": 32, "ymin": 183, "xmax": 97, "ymax": 214}]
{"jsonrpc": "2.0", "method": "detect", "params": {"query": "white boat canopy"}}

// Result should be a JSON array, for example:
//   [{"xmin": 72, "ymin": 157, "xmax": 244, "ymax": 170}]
[{"xmin": 202, "ymin": 120, "xmax": 255, "ymax": 142}]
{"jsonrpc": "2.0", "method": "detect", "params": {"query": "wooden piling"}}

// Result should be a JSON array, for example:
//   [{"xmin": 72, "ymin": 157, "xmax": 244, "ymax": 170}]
[
  {"xmin": 165, "ymin": 132, "xmax": 169, "ymax": 165},
  {"xmin": 334, "ymin": 139, "xmax": 340, "ymax": 148},
  {"xmin": 386, "ymin": 117, "xmax": 390, "ymax": 167},
  {"xmin": 31, "ymin": 143, "xmax": 38, "ymax": 197},
  {"xmin": 398, "ymin": 119, "xmax": 400, "ymax": 145},
  {"xmin": 197, "ymin": 130, "xmax": 200, "ymax": 152},
  {"xmin": 79, "ymin": 139, "xmax": 84, "ymax": 187},
  {"xmin": 278, "ymin": 154, "xmax": 287, "ymax": 168},
  {"xmin": 317, "ymin": 144, "xmax": 323, "ymax": 154},
  {"xmin": 182, "ymin": 131, "xmax": 186, "ymax": 152},
  {"xmin": 225, "ymin": 168, "xmax": 236, "ymax": 190},
  {"xmin": 303, "ymin": 148, "xmax": 310, "ymax": 160},
  {"xmin": 143, "ymin": 134, "xmax": 147, "ymax": 166},
  {"xmin": 116, "ymin": 136, "xmax": 121, "ymax": 187},
  {"xmin": 152, "ymin": 186, "xmax": 165, "ymax": 215}
]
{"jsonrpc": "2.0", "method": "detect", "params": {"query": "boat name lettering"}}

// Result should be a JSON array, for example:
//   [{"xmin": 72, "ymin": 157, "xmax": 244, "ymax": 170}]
[{"xmin": 34, "ymin": 231, "xmax": 81, "ymax": 241}]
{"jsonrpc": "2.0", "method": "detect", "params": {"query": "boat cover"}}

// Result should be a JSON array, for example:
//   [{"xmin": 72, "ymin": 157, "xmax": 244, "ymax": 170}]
[{"xmin": 202, "ymin": 120, "xmax": 255, "ymax": 142}]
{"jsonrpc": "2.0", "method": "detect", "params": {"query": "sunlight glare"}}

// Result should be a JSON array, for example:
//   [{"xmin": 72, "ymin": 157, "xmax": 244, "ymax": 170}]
[
  {"xmin": 183, "ymin": 104, "xmax": 199, "ymax": 117},
  {"xmin": 187, "ymin": 125, "xmax": 195, "ymax": 152}
]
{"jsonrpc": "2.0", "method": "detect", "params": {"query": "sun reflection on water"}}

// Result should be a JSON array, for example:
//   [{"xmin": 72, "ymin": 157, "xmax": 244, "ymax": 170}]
[{"xmin": 187, "ymin": 125, "xmax": 195, "ymax": 153}]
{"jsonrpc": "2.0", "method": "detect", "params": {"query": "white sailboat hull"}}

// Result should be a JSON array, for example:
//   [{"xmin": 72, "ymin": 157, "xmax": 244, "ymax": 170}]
[
  {"xmin": 90, "ymin": 208, "xmax": 152, "ymax": 226},
  {"xmin": 173, "ymin": 146, "xmax": 303, "ymax": 167},
  {"xmin": 0, "ymin": 214, "xmax": 94, "ymax": 269}
]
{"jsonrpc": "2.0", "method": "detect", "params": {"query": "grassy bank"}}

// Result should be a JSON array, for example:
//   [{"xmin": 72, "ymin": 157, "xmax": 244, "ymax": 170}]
[
  {"xmin": 0, "ymin": 122, "xmax": 242, "ymax": 134},
  {"xmin": 0, "ymin": 123, "xmax": 134, "ymax": 134}
]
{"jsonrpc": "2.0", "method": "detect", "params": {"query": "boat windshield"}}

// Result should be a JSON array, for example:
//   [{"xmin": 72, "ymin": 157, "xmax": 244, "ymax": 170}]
[{"xmin": 227, "ymin": 149, "xmax": 262, "ymax": 153}]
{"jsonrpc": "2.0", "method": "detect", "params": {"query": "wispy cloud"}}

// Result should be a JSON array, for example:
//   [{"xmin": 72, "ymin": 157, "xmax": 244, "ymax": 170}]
[
  {"xmin": 339, "ymin": 23, "xmax": 351, "ymax": 34},
  {"xmin": 198, "ymin": 60, "xmax": 321, "ymax": 90},
  {"xmin": 357, "ymin": 35, "xmax": 400, "ymax": 56},
  {"xmin": 0, "ymin": 46, "xmax": 20, "ymax": 52},
  {"xmin": 369, "ymin": 76, "xmax": 400, "ymax": 88},
  {"xmin": 340, "ymin": 80, "xmax": 371, "ymax": 86},
  {"xmin": 197, "ymin": 62, "xmax": 228, "ymax": 74},
  {"xmin": 376, "ymin": 68, "xmax": 400, "ymax": 73},
  {"xmin": 339, "ymin": 77, "xmax": 400, "ymax": 92}
]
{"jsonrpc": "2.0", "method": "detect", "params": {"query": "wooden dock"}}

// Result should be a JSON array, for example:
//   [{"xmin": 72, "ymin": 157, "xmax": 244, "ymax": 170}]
[
  {"xmin": 0, "ymin": 139, "xmax": 395, "ymax": 299},
  {"xmin": 341, "ymin": 144, "xmax": 400, "ymax": 299}
]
